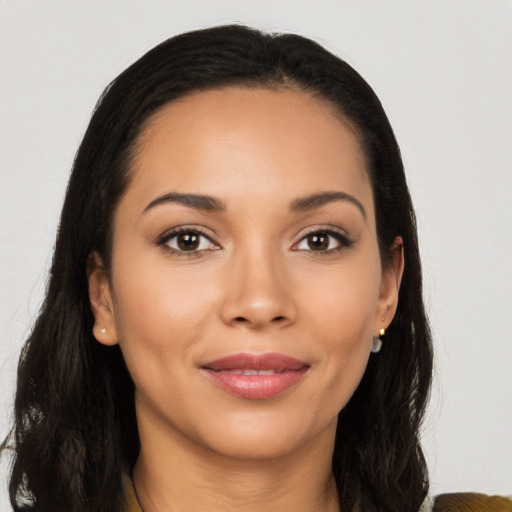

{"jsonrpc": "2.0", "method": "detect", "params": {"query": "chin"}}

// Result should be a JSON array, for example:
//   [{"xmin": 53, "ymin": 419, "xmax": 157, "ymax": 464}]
[
  {"xmin": 205, "ymin": 430, "xmax": 308, "ymax": 461},
  {"xmin": 193, "ymin": 409, "xmax": 337, "ymax": 462}
]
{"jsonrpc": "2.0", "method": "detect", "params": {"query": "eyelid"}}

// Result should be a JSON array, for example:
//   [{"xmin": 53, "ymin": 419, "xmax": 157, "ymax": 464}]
[
  {"xmin": 292, "ymin": 225, "xmax": 353, "ymax": 253},
  {"xmin": 156, "ymin": 226, "xmax": 221, "ymax": 254}
]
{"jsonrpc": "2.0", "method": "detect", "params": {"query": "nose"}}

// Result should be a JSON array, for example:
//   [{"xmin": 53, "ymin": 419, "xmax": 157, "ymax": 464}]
[{"xmin": 219, "ymin": 247, "xmax": 298, "ymax": 330}]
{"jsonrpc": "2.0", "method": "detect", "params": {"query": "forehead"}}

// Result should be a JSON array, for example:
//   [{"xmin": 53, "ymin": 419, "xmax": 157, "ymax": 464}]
[{"xmin": 124, "ymin": 86, "xmax": 373, "ymax": 215}]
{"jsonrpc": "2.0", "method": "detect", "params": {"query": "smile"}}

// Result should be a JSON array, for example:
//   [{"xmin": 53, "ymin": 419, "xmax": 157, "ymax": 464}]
[
  {"xmin": 201, "ymin": 352, "xmax": 310, "ymax": 400},
  {"xmin": 216, "ymin": 369, "xmax": 283, "ymax": 375}
]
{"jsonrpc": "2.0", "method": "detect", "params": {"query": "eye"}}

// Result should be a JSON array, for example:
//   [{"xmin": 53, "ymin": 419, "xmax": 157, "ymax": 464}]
[
  {"xmin": 294, "ymin": 229, "xmax": 351, "ymax": 253},
  {"xmin": 158, "ymin": 228, "xmax": 218, "ymax": 254}
]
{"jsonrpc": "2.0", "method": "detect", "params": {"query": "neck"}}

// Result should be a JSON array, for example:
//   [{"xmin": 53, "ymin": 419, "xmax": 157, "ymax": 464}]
[{"xmin": 132, "ymin": 413, "xmax": 340, "ymax": 512}]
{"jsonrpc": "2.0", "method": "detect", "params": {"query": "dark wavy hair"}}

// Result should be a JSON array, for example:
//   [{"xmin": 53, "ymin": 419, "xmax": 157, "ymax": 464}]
[{"xmin": 1, "ymin": 25, "xmax": 433, "ymax": 512}]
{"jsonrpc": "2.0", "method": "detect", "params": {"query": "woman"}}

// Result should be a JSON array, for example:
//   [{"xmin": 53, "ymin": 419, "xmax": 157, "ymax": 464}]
[{"xmin": 2, "ymin": 25, "xmax": 433, "ymax": 511}]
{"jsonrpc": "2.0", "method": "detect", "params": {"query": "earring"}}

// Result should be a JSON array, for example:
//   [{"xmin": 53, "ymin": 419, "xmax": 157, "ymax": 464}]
[
  {"xmin": 100, "ymin": 328, "xmax": 107, "ymax": 334},
  {"xmin": 371, "ymin": 328, "xmax": 386, "ymax": 354}
]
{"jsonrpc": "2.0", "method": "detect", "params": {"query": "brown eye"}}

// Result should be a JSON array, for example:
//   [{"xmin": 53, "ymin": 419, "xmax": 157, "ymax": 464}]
[
  {"xmin": 295, "ymin": 229, "xmax": 350, "ymax": 253},
  {"xmin": 177, "ymin": 232, "xmax": 200, "ymax": 251},
  {"xmin": 162, "ymin": 230, "xmax": 216, "ymax": 253},
  {"xmin": 306, "ymin": 233, "xmax": 330, "ymax": 251}
]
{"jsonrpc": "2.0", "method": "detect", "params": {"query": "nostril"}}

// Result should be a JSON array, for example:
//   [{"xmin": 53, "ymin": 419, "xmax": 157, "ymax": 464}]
[{"xmin": 231, "ymin": 315, "xmax": 286, "ymax": 325}]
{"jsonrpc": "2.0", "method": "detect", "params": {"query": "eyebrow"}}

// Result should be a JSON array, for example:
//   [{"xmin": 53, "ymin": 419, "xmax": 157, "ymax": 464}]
[
  {"xmin": 143, "ymin": 192, "xmax": 226, "ymax": 214},
  {"xmin": 290, "ymin": 191, "xmax": 367, "ymax": 220},
  {"xmin": 143, "ymin": 190, "xmax": 366, "ymax": 219}
]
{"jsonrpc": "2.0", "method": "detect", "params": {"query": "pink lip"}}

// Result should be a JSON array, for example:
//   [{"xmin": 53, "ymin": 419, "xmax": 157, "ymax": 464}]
[{"xmin": 201, "ymin": 353, "xmax": 310, "ymax": 400}]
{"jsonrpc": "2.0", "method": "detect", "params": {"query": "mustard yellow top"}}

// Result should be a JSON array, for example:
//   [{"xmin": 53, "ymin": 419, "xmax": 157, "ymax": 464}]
[
  {"xmin": 433, "ymin": 493, "xmax": 512, "ymax": 511},
  {"xmin": 123, "ymin": 476, "xmax": 143, "ymax": 512}
]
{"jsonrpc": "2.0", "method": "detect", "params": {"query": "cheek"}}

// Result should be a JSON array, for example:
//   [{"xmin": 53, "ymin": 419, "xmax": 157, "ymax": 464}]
[
  {"xmin": 108, "ymin": 262, "xmax": 208, "ymax": 425},
  {"xmin": 304, "ymin": 260, "xmax": 380, "ymax": 341},
  {"xmin": 111, "ymin": 250, "xmax": 217, "ymax": 340},
  {"xmin": 108, "ymin": 252, "xmax": 214, "ymax": 387},
  {"xmin": 300, "ymin": 260, "xmax": 380, "ymax": 405}
]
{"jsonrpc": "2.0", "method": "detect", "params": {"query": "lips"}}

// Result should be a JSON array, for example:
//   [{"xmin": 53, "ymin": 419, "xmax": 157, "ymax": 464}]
[{"xmin": 201, "ymin": 353, "xmax": 309, "ymax": 400}]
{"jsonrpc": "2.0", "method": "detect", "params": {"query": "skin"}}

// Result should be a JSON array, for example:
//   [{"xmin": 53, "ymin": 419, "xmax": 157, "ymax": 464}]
[{"xmin": 89, "ymin": 86, "xmax": 403, "ymax": 512}]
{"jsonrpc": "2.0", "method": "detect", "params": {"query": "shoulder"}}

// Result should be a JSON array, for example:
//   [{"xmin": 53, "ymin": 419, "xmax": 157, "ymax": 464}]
[{"xmin": 432, "ymin": 492, "xmax": 512, "ymax": 511}]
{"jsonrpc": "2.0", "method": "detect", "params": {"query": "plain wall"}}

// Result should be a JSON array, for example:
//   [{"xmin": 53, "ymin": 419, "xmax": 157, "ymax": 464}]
[{"xmin": 1, "ymin": 0, "xmax": 511, "ymax": 507}]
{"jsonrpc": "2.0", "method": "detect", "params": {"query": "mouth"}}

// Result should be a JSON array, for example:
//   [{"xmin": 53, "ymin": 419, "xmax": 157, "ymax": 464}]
[{"xmin": 201, "ymin": 352, "xmax": 310, "ymax": 400}]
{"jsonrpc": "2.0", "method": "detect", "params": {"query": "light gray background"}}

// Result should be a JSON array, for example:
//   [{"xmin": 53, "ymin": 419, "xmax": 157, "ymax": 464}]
[{"xmin": 1, "ymin": 0, "xmax": 511, "ymax": 507}]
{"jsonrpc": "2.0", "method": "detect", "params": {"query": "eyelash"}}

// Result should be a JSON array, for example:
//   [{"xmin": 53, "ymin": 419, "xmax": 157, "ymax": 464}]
[
  {"xmin": 293, "ymin": 228, "xmax": 354, "ymax": 256},
  {"xmin": 157, "ymin": 227, "xmax": 220, "ymax": 258},
  {"xmin": 156, "ymin": 226, "xmax": 353, "ymax": 257}
]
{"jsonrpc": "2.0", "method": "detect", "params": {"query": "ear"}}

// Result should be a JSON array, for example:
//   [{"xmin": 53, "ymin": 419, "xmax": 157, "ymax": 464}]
[
  {"xmin": 87, "ymin": 252, "xmax": 119, "ymax": 346},
  {"xmin": 374, "ymin": 236, "xmax": 404, "ymax": 334}
]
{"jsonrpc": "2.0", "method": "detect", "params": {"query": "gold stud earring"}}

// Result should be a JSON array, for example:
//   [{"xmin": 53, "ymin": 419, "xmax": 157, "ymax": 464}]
[{"xmin": 379, "ymin": 328, "xmax": 386, "ymax": 337}]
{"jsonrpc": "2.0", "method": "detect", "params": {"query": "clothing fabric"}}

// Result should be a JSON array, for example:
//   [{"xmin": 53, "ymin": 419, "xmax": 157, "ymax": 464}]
[
  {"xmin": 123, "ymin": 476, "xmax": 143, "ymax": 512},
  {"xmin": 433, "ymin": 493, "xmax": 512, "ymax": 511}
]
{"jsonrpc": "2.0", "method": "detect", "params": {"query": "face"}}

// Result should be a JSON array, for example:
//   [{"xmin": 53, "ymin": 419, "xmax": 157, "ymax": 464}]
[{"xmin": 89, "ymin": 86, "xmax": 402, "ymax": 461}]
